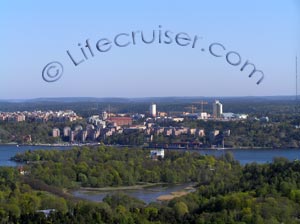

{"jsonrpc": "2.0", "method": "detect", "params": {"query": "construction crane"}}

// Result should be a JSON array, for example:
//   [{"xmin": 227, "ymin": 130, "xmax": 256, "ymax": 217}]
[
  {"xmin": 184, "ymin": 105, "xmax": 197, "ymax": 113},
  {"xmin": 193, "ymin": 101, "xmax": 208, "ymax": 113}
]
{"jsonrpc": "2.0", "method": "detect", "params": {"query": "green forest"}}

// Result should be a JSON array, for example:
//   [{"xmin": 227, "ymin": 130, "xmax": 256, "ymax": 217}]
[{"xmin": 0, "ymin": 146, "xmax": 299, "ymax": 223}]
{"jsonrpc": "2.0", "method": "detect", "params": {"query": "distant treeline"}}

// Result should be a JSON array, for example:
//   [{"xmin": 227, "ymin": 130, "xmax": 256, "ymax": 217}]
[{"xmin": 1, "ymin": 97, "xmax": 300, "ymax": 116}]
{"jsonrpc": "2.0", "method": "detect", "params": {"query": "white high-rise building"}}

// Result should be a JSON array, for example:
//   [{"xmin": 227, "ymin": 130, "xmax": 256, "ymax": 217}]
[
  {"xmin": 63, "ymin": 126, "xmax": 71, "ymax": 137},
  {"xmin": 213, "ymin": 100, "xmax": 223, "ymax": 118},
  {"xmin": 150, "ymin": 103, "xmax": 157, "ymax": 117},
  {"xmin": 102, "ymin": 111, "xmax": 108, "ymax": 120},
  {"xmin": 52, "ymin": 128, "xmax": 60, "ymax": 137}
]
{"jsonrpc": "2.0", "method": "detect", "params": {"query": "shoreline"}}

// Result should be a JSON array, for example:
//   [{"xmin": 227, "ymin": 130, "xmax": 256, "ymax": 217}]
[
  {"xmin": 0, "ymin": 143, "xmax": 299, "ymax": 150},
  {"xmin": 78, "ymin": 183, "xmax": 166, "ymax": 192},
  {"xmin": 0, "ymin": 143, "xmax": 101, "ymax": 147},
  {"xmin": 157, "ymin": 184, "xmax": 197, "ymax": 202},
  {"xmin": 73, "ymin": 182, "xmax": 197, "ymax": 203}
]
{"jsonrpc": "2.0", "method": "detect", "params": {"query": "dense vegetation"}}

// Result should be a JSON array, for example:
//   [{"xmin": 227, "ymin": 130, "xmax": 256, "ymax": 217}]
[
  {"xmin": 13, "ymin": 146, "xmax": 232, "ymax": 188},
  {"xmin": 0, "ymin": 146, "xmax": 298, "ymax": 223},
  {"xmin": 0, "ymin": 167, "xmax": 68, "ymax": 223}
]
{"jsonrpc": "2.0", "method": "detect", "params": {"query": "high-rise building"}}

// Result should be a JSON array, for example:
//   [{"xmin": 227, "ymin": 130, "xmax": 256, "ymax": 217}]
[
  {"xmin": 213, "ymin": 100, "xmax": 223, "ymax": 118},
  {"xmin": 102, "ymin": 111, "xmax": 108, "ymax": 120},
  {"xmin": 52, "ymin": 128, "xmax": 60, "ymax": 137},
  {"xmin": 81, "ymin": 130, "xmax": 88, "ymax": 142},
  {"xmin": 150, "ymin": 103, "xmax": 157, "ymax": 117},
  {"xmin": 63, "ymin": 126, "xmax": 71, "ymax": 137},
  {"xmin": 70, "ymin": 131, "xmax": 75, "ymax": 142}
]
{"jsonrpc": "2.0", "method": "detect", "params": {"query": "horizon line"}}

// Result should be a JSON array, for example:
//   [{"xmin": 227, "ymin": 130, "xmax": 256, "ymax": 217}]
[{"xmin": 0, "ymin": 95, "xmax": 298, "ymax": 101}]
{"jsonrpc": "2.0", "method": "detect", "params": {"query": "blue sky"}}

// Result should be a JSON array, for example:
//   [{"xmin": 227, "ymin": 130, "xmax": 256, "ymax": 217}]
[{"xmin": 0, "ymin": 0, "xmax": 299, "ymax": 99}]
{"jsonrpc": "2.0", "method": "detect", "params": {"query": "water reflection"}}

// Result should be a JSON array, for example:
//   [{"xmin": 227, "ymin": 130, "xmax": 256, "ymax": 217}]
[{"xmin": 73, "ymin": 183, "xmax": 194, "ymax": 204}]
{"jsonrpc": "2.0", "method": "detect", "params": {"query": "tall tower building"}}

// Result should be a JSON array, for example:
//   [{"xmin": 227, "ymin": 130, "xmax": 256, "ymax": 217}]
[
  {"xmin": 63, "ymin": 126, "xmax": 71, "ymax": 137},
  {"xmin": 150, "ymin": 103, "xmax": 157, "ymax": 117},
  {"xmin": 102, "ymin": 111, "xmax": 108, "ymax": 120},
  {"xmin": 213, "ymin": 100, "xmax": 223, "ymax": 118},
  {"xmin": 52, "ymin": 128, "xmax": 60, "ymax": 137}
]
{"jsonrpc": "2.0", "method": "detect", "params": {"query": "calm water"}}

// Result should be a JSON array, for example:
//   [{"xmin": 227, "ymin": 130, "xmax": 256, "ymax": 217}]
[
  {"xmin": 73, "ymin": 183, "xmax": 194, "ymax": 204},
  {"xmin": 0, "ymin": 144, "xmax": 72, "ymax": 166}
]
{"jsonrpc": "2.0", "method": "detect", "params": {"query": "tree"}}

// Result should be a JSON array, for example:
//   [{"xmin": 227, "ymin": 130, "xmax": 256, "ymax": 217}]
[{"xmin": 173, "ymin": 201, "xmax": 189, "ymax": 218}]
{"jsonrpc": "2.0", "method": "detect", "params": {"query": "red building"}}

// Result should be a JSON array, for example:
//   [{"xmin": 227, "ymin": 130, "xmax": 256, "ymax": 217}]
[{"xmin": 108, "ymin": 117, "xmax": 132, "ymax": 126}]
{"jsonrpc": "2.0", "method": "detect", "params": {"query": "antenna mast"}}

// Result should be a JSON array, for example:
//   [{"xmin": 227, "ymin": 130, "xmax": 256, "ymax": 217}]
[
  {"xmin": 108, "ymin": 104, "xmax": 111, "ymax": 118},
  {"xmin": 296, "ymin": 56, "xmax": 298, "ymax": 101}
]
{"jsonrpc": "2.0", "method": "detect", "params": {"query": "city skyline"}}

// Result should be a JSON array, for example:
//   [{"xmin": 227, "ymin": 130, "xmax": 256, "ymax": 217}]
[{"xmin": 1, "ymin": 1, "xmax": 299, "ymax": 99}]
